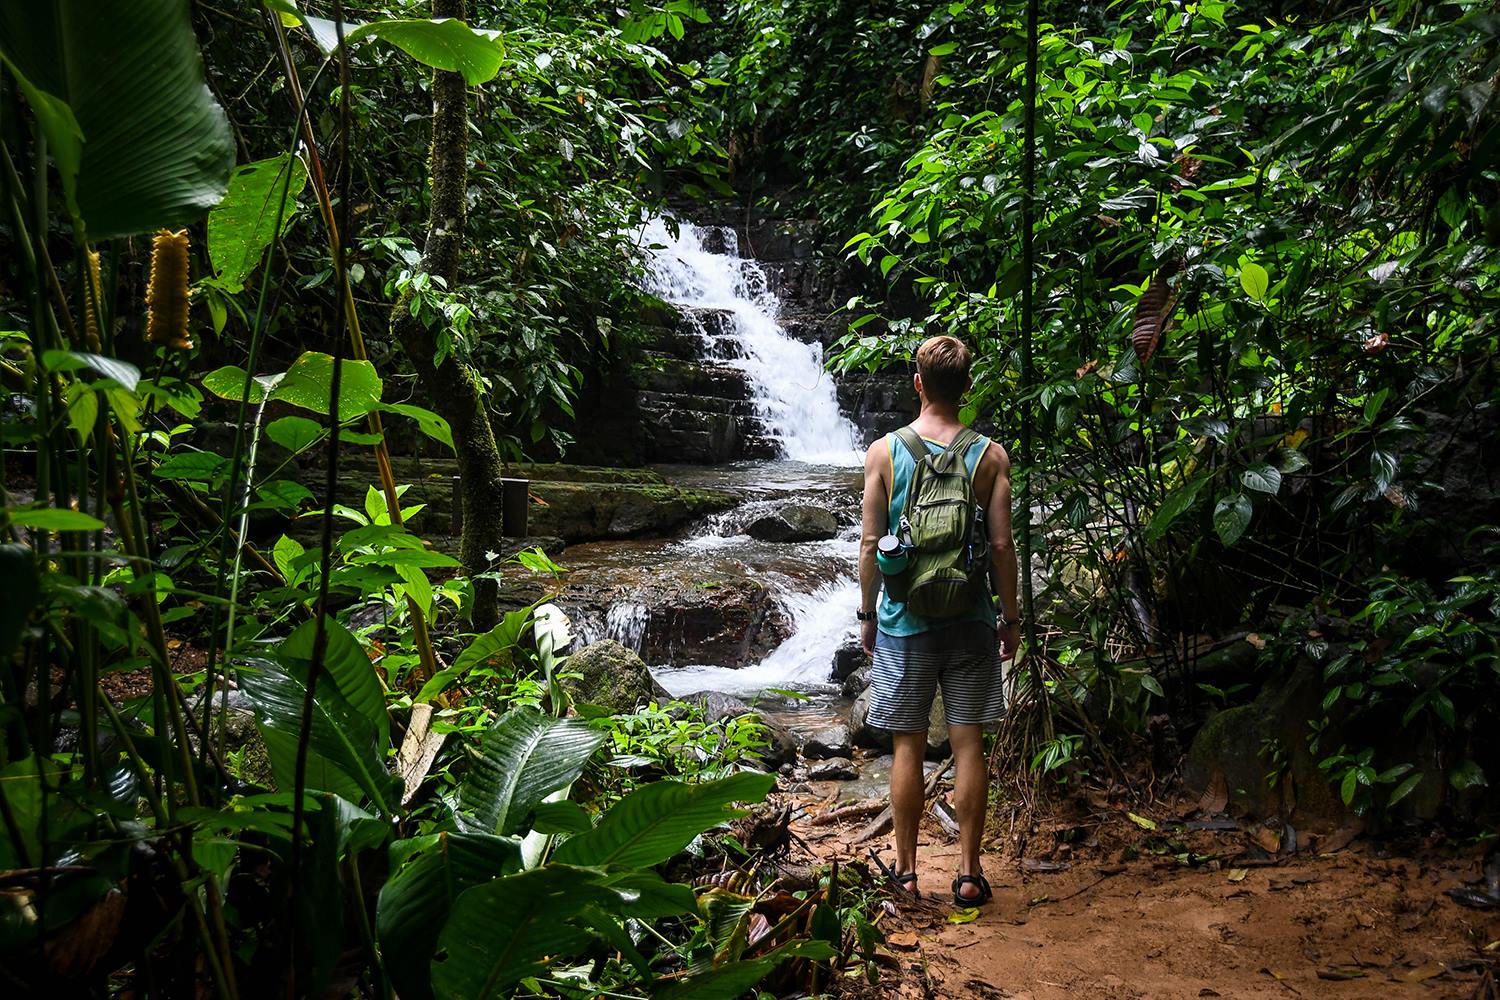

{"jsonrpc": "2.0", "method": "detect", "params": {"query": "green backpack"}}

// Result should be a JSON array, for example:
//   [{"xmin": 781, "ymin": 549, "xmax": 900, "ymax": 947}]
[{"xmin": 891, "ymin": 425, "xmax": 989, "ymax": 618}]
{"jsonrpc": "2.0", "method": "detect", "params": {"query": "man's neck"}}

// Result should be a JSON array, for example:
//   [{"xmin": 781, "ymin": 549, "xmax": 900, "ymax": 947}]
[{"xmin": 915, "ymin": 400, "xmax": 963, "ymax": 427}]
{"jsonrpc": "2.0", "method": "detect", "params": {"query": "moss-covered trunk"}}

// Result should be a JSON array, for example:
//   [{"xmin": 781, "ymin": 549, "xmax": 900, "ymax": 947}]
[{"xmin": 388, "ymin": 0, "xmax": 506, "ymax": 627}]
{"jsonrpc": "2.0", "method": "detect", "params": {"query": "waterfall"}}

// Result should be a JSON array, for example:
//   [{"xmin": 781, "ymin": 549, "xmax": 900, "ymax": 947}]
[
  {"xmin": 637, "ymin": 216, "xmax": 862, "ymax": 467},
  {"xmin": 605, "ymin": 602, "xmax": 649, "ymax": 653}
]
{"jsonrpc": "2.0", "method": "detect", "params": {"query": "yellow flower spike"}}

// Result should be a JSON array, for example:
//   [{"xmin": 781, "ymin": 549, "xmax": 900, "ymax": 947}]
[
  {"xmin": 83, "ymin": 248, "xmax": 104, "ymax": 352},
  {"xmin": 145, "ymin": 228, "xmax": 193, "ymax": 351}
]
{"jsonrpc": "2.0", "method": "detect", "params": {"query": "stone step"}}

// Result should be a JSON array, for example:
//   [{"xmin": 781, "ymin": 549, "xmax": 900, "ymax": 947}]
[
  {"xmin": 638, "ymin": 355, "xmax": 753, "ymax": 400},
  {"xmin": 636, "ymin": 389, "xmax": 759, "ymax": 417}
]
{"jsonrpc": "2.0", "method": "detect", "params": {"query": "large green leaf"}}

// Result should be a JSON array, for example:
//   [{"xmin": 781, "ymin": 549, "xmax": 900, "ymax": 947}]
[
  {"xmin": 455, "ymin": 707, "xmax": 602, "ymax": 836},
  {"xmin": 274, "ymin": 352, "xmax": 384, "ymax": 418},
  {"xmin": 1144, "ymin": 476, "xmax": 1208, "ymax": 543},
  {"xmin": 303, "ymin": 17, "xmax": 506, "ymax": 85},
  {"xmin": 1213, "ymin": 494, "xmax": 1253, "ymax": 548},
  {"xmin": 0, "ymin": 0, "xmax": 233, "ymax": 240},
  {"xmin": 278, "ymin": 617, "xmax": 389, "ymax": 747},
  {"xmin": 376, "ymin": 832, "xmax": 521, "ymax": 1000},
  {"xmin": 430, "ymin": 865, "xmax": 616, "ymax": 1000},
  {"xmin": 652, "ymin": 940, "xmax": 838, "ymax": 1000},
  {"xmin": 201, "ymin": 352, "xmax": 382, "ymax": 418},
  {"xmin": 601, "ymin": 869, "xmax": 699, "ymax": 919},
  {"xmin": 238, "ymin": 658, "xmax": 398, "ymax": 814},
  {"xmin": 208, "ymin": 154, "xmax": 308, "ymax": 293},
  {"xmin": 555, "ymin": 772, "xmax": 774, "ymax": 869}
]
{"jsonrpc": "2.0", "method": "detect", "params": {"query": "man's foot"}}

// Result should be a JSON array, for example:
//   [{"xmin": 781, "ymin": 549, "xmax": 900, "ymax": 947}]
[
  {"xmin": 894, "ymin": 872, "xmax": 920, "ymax": 898},
  {"xmin": 951, "ymin": 871, "xmax": 993, "ymax": 906}
]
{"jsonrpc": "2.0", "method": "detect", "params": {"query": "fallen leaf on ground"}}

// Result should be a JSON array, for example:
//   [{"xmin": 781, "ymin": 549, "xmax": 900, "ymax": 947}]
[
  {"xmin": 886, "ymin": 930, "xmax": 920, "ymax": 949},
  {"xmin": 948, "ymin": 908, "xmax": 981, "ymax": 924},
  {"xmin": 1256, "ymin": 826, "xmax": 1282, "ymax": 853},
  {"xmin": 1399, "ymin": 963, "xmax": 1446, "ymax": 983},
  {"xmin": 1197, "ymin": 770, "xmax": 1230, "ymax": 815},
  {"xmin": 1317, "ymin": 967, "xmax": 1366, "ymax": 981},
  {"xmin": 1227, "ymin": 869, "xmax": 1248, "ymax": 883},
  {"xmin": 1127, "ymin": 812, "xmax": 1158, "ymax": 831}
]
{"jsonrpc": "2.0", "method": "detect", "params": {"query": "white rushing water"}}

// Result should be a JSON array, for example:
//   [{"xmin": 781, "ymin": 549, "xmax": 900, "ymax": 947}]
[
  {"xmin": 637, "ymin": 217, "xmax": 862, "ymax": 467},
  {"xmin": 653, "ymin": 579, "xmax": 860, "ymax": 698},
  {"xmin": 605, "ymin": 602, "xmax": 649, "ymax": 653}
]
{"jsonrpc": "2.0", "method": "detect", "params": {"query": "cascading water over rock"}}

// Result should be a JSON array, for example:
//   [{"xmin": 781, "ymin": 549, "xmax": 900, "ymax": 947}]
[{"xmin": 637, "ymin": 217, "xmax": 862, "ymax": 467}]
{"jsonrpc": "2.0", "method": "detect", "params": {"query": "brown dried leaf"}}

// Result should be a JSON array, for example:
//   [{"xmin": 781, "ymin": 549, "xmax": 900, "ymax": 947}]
[
  {"xmin": 886, "ymin": 930, "xmax": 920, "ymax": 950},
  {"xmin": 1363, "ymin": 331, "xmax": 1390, "ymax": 354},
  {"xmin": 1197, "ymin": 770, "xmax": 1229, "ymax": 815}
]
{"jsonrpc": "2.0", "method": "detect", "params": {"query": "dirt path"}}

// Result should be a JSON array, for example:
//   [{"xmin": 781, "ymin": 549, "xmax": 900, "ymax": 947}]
[{"xmin": 793, "ymin": 793, "xmax": 1498, "ymax": 998}]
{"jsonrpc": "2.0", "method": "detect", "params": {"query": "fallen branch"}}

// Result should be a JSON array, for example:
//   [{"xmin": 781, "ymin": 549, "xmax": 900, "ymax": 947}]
[
  {"xmin": 806, "ymin": 799, "xmax": 887, "ymax": 827},
  {"xmin": 852, "ymin": 757, "xmax": 953, "ymax": 845}
]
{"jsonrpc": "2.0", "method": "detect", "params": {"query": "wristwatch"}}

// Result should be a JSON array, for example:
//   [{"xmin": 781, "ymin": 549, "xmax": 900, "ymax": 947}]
[
  {"xmin": 993, "ymin": 597, "xmax": 1016, "ymax": 629},
  {"xmin": 856, "ymin": 609, "xmax": 877, "ymax": 622}
]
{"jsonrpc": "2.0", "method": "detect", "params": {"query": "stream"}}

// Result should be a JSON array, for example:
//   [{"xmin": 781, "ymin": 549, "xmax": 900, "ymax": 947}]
[{"xmin": 575, "ymin": 218, "xmax": 867, "ymax": 737}]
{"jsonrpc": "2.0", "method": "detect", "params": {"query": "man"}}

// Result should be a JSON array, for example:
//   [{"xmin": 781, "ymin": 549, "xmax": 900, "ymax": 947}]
[{"xmin": 858, "ymin": 334, "xmax": 1021, "ymax": 904}]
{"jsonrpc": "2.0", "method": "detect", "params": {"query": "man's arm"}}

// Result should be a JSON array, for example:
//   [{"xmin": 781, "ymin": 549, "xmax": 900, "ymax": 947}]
[
  {"xmin": 984, "ymin": 443, "xmax": 1021, "ymax": 659},
  {"xmin": 859, "ymin": 438, "xmax": 889, "ymax": 655}
]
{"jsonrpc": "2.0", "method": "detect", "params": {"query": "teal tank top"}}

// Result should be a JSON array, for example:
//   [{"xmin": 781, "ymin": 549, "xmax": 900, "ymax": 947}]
[{"xmin": 877, "ymin": 431, "xmax": 997, "ymax": 637}]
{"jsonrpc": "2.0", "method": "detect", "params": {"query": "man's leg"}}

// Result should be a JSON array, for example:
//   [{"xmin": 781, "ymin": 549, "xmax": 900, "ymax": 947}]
[
  {"xmin": 890, "ymin": 729, "xmax": 928, "ymax": 890},
  {"xmin": 948, "ymin": 722, "xmax": 987, "ymax": 900}
]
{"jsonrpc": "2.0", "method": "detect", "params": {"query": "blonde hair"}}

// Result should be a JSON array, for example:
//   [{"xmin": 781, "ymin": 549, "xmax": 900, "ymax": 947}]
[{"xmin": 915, "ymin": 335, "xmax": 971, "ymax": 404}]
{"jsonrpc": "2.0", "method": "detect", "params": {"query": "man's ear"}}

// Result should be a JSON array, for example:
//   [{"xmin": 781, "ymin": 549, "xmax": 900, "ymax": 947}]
[{"xmin": 913, "ymin": 371, "xmax": 924, "ymax": 396}]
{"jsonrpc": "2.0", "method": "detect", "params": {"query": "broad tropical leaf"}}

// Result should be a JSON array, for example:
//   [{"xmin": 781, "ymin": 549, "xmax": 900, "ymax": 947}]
[
  {"xmin": 208, "ymin": 154, "xmax": 308, "ymax": 293},
  {"xmin": 0, "ymin": 0, "xmax": 233, "ymax": 240},
  {"xmin": 430, "ymin": 865, "xmax": 616, "ymax": 999},
  {"xmin": 238, "ymin": 658, "xmax": 398, "ymax": 814},
  {"xmin": 554, "ymin": 772, "xmax": 774, "ymax": 868},
  {"xmin": 278, "ymin": 616, "xmax": 389, "ymax": 747},
  {"xmin": 652, "ymin": 940, "xmax": 838, "ymax": 1000},
  {"xmin": 302, "ymin": 17, "xmax": 506, "ymax": 85},
  {"xmin": 376, "ymin": 832, "xmax": 521, "ymax": 1000},
  {"xmin": 455, "ymin": 707, "xmax": 602, "ymax": 836}
]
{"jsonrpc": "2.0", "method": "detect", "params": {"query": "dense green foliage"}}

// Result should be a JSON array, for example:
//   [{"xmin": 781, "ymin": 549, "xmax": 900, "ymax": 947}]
[{"xmin": 722, "ymin": 0, "xmax": 1498, "ymax": 815}]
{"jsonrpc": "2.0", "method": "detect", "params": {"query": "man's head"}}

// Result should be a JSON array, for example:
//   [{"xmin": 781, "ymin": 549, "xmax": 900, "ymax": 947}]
[{"xmin": 913, "ymin": 335, "xmax": 972, "ymax": 406}]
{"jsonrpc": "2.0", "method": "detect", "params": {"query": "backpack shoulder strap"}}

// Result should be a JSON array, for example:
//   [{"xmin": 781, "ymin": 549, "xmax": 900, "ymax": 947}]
[
  {"xmin": 893, "ymin": 426, "xmax": 929, "ymax": 466},
  {"xmin": 945, "ymin": 426, "xmax": 980, "ymax": 459}
]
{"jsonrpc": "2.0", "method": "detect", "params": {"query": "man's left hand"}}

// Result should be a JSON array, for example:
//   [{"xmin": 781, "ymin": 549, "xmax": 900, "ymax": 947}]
[{"xmin": 999, "ymin": 622, "xmax": 1021, "ymax": 661}]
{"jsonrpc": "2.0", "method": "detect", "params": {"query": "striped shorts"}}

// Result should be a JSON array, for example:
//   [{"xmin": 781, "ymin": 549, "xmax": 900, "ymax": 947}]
[{"xmin": 866, "ymin": 620, "xmax": 1006, "ymax": 732}]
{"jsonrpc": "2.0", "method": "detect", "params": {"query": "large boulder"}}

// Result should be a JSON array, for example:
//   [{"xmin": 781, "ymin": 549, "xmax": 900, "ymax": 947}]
[
  {"xmin": 744, "ymin": 504, "xmax": 839, "ymax": 543},
  {"xmin": 848, "ymin": 687, "xmax": 950, "ymax": 759},
  {"xmin": 1184, "ymin": 664, "xmax": 1345, "ymax": 826},
  {"xmin": 567, "ymin": 640, "xmax": 663, "ymax": 714}
]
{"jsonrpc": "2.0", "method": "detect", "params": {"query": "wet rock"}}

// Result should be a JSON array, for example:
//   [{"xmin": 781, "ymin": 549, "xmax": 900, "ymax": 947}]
[
  {"xmin": 841, "ymin": 663, "xmax": 871, "ymax": 700},
  {"xmin": 638, "ymin": 575, "xmax": 790, "ymax": 668},
  {"xmin": 567, "ymin": 640, "xmax": 664, "ymax": 714},
  {"xmin": 830, "ymin": 636, "xmax": 868, "ymax": 682},
  {"xmin": 744, "ymin": 504, "xmax": 839, "ymax": 543},
  {"xmin": 527, "ymin": 481, "xmax": 739, "ymax": 542},
  {"xmin": 804, "ymin": 724, "xmax": 851, "ymax": 760},
  {"xmin": 808, "ymin": 758, "xmax": 859, "ymax": 781},
  {"xmin": 677, "ymin": 690, "xmax": 754, "ymax": 722},
  {"xmin": 847, "ymin": 688, "xmax": 950, "ymax": 759}
]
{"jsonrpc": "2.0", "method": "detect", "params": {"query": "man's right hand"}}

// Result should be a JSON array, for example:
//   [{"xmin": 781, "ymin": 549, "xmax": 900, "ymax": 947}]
[{"xmin": 861, "ymin": 617, "xmax": 878, "ymax": 656}]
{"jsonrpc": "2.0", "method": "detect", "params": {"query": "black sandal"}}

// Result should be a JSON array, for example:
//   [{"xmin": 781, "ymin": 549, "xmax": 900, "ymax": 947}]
[{"xmin": 952, "ymin": 871, "xmax": 993, "ymax": 906}]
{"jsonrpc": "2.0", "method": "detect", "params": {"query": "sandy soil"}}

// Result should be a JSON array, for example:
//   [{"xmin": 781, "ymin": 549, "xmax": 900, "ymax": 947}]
[{"xmin": 794, "ymin": 790, "xmax": 1498, "ymax": 999}]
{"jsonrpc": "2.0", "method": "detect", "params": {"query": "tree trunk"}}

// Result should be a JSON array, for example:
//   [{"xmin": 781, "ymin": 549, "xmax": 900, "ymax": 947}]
[{"xmin": 388, "ymin": 0, "xmax": 506, "ymax": 627}]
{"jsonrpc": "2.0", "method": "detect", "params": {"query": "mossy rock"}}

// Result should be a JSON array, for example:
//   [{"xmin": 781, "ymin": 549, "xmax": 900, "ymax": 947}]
[{"xmin": 567, "ymin": 640, "xmax": 664, "ymax": 715}]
